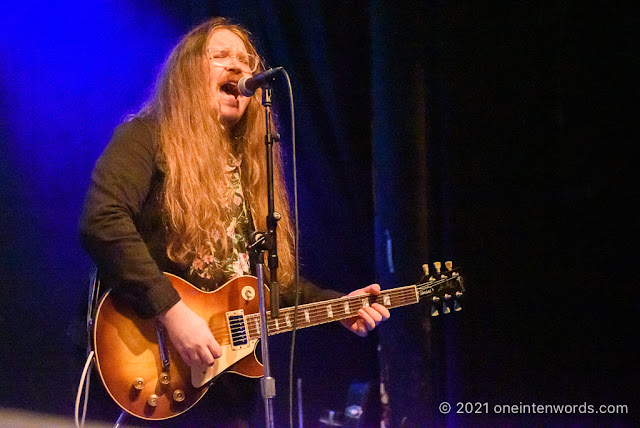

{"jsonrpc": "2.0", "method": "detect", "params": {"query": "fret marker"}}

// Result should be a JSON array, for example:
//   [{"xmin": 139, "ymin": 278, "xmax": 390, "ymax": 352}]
[
  {"xmin": 344, "ymin": 301, "xmax": 350, "ymax": 314},
  {"xmin": 383, "ymin": 295, "xmax": 391, "ymax": 306},
  {"xmin": 274, "ymin": 319, "xmax": 279, "ymax": 330},
  {"xmin": 362, "ymin": 298, "xmax": 370, "ymax": 307},
  {"xmin": 254, "ymin": 319, "xmax": 259, "ymax": 333},
  {"xmin": 327, "ymin": 305, "xmax": 333, "ymax": 318},
  {"xmin": 285, "ymin": 314, "xmax": 292, "ymax": 327},
  {"xmin": 304, "ymin": 310, "xmax": 310, "ymax": 323}
]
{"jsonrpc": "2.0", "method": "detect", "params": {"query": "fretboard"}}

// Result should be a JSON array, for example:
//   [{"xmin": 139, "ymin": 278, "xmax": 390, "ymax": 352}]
[{"xmin": 244, "ymin": 285, "xmax": 419, "ymax": 339}]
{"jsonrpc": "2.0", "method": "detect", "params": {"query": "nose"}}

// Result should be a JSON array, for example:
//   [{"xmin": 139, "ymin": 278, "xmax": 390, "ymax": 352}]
[{"xmin": 226, "ymin": 56, "xmax": 243, "ymax": 72}]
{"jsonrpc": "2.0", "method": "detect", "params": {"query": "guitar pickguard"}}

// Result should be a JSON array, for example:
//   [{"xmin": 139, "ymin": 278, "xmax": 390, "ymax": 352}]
[{"xmin": 191, "ymin": 339, "xmax": 260, "ymax": 387}]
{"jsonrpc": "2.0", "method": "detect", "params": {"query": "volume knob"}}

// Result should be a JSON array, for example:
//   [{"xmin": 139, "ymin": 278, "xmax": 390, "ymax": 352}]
[
  {"xmin": 173, "ymin": 389, "xmax": 185, "ymax": 402},
  {"xmin": 147, "ymin": 394, "xmax": 159, "ymax": 407},
  {"xmin": 132, "ymin": 377, "xmax": 144, "ymax": 390}
]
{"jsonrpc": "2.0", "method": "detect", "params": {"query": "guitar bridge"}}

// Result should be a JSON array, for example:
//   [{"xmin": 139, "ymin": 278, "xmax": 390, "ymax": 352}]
[{"xmin": 226, "ymin": 310, "xmax": 250, "ymax": 351}]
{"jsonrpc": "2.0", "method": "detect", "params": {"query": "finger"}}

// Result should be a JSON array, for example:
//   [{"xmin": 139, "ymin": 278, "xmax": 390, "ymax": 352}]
[
  {"xmin": 363, "ymin": 284, "xmax": 381, "ymax": 294},
  {"xmin": 371, "ymin": 303, "xmax": 391, "ymax": 320},
  {"xmin": 346, "ymin": 318, "xmax": 361, "ymax": 333},
  {"xmin": 208, "ymin": 341, "xmax": 223, "ymax": 359},
  {"xmin": 353, "ymin": 320, "xmax": 368, "ymax": 337},
  {"xmin": 198, "ymin": 347, "xmax": 215, "ymax": 366},
  {"xmin": 341, "ymin": 317, "xmax": 368, "ymax": 337},
  {"xmin": 358, "ymin": 308, "xmax": 376, "ymax": 330},
  {"xmin": 182, "ymin": 348, "xmax": 198, "ymax": 367},
  {"xmin": 362, "ymin": 306, "xmax": 383, "ymax": 324},
  {"xmin": 358, "ymin": 322, "xmax": 368, "ymax": 337}
]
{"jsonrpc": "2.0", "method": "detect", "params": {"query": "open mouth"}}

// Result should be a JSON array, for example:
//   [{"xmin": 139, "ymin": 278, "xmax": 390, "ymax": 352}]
[{"xmin": 220, "ymin": 81, "xmax": 240, "ymax": 98}]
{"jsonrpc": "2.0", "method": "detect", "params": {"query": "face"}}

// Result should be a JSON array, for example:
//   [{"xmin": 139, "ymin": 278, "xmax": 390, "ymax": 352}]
[{"xmin": 206, "ymin": 29, "xmax": 254, "ymax": 127}]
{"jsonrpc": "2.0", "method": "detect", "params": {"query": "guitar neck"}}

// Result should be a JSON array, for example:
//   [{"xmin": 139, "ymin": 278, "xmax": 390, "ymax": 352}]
[{"xmin": 244, "ymin": 285, "xmax": 419, "ymax": 339}]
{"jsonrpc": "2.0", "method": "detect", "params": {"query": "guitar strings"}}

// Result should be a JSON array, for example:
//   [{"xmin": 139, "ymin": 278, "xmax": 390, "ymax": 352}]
[
  {"xmin": 226, "ymin": 275, "xmax": 459, "ymax": 342},
  {"xmin": 251, "ymin": 287, "xmax": 423, "ymax": 336},
  {"xmin": 256, "ymin": 275, "xmax": 458, "ymax": 333},
  {"xmin": 244, "ymin": 288, "xmax": 420, "ymax": 339}
]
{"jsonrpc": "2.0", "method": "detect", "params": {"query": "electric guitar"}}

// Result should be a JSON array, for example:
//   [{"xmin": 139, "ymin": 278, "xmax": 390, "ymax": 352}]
[{"xmin": 92, "ymin": 263, "xmax": 464, "ymax": 420}]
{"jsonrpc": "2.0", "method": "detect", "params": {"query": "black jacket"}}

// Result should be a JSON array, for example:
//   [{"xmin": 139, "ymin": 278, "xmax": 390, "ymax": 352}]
[{"xmin": 79, "ymin": 117, "xmax": 341, "ymax": 319}]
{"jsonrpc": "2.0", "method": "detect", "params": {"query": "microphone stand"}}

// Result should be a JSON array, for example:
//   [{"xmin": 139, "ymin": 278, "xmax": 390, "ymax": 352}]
[{"xmin": 247, "ymin": 84, "xmax": 280, "ymax": 428}]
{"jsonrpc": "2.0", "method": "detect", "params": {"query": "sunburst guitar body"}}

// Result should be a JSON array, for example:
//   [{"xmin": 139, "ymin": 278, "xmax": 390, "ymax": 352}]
[
  {"xmin": 93, "ymin": 274, "xmax": 265, "ymax": 420},
  {"xmin": 93, "ymin": 264, "xmax": 463, "ymax": 420}
]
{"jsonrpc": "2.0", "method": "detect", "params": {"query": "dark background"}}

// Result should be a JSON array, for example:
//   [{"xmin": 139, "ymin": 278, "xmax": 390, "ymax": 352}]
[{"xmin": 0, "ymin": 1, "xmax": 636, "ymax": 426}]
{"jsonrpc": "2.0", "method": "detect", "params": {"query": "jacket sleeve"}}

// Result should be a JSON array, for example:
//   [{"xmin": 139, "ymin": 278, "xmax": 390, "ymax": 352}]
[{"xmin": 79, "ymin": 119, "xmax": 180, "ymax": 318}]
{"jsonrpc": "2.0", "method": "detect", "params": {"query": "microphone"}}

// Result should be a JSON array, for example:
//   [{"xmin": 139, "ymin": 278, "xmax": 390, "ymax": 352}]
[{"xmin": 238, "ymin": 67, "xmax": 283, "ymax": 97}]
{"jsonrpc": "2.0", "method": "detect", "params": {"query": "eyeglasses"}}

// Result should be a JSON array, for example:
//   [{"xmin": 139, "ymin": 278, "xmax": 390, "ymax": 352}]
[{"xmin": 207, "ymin": 48, "xmax": 260, "ymax": 73}]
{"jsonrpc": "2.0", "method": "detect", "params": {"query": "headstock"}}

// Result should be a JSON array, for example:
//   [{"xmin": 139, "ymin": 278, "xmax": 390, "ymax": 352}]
[{"xmin": 417, "ymin": 261, "xmax": 464, "ymax": 316}]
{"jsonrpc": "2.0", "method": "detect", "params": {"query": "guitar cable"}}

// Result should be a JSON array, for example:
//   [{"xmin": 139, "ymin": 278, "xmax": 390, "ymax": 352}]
[
  {"xmin": 75, "ymin": 350, "xmax": 94, "ymax": 428},
  {"xmin": 281, "ymin": 69, "xmax": 303, "ymax": 428},
  {"xmin": 75, "ymin": 267, "xmax": 100, "ymax": 428}
]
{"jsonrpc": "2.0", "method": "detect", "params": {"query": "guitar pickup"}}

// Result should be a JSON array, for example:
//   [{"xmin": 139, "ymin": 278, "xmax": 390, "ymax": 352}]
[
  {"xmin": 156, "ymin": 323, "xmax": 170, "ymax": 370},
  {"xmin": 226, "ymin": 310, "xmax": 250, "ymax": 351}
]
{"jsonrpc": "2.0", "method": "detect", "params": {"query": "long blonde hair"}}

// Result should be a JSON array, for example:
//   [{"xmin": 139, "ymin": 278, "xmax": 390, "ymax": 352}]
[{"xmin": 139, "ymin": 17, "xmax": 294, "ymax": 286}]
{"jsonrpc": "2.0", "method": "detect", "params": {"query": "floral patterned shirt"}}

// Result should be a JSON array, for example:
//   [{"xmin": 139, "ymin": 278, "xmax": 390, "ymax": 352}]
[{"xmin": 188, "ymin": 154, "xmax": 252, "ymax": 289}]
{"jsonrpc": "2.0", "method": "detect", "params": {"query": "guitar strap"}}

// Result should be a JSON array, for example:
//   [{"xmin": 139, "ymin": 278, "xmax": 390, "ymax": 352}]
[{"xmin": 86, "ymin": 267, "xmax": 101, "ymax": 352}]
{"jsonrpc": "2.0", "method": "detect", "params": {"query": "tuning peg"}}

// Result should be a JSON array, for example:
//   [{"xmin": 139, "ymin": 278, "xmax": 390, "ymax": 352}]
[
  {"xmin": 431, "ymin": 296, "xmax": 441, "ymax": 316},
  {"xmin": 442, "ymin": 302, "xmax": 451, "ymax": 314},
  {"xmin": 445, "ymin": 261, "xmax": 453, "ymax": 271},
  {"xmin": 434, "ymin": 262, "xmax": 441, "ymax": 274},
  {"xmin": 430, "ymin": 305, "xmax": 439, "ymax": 316},
  {"xmin": 422, "ymin": 264, "xmax": 429, "ymax": 276},
  {"xmin": 454, "ymin": 300, "xmax": 462, "ymax": 312}
]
